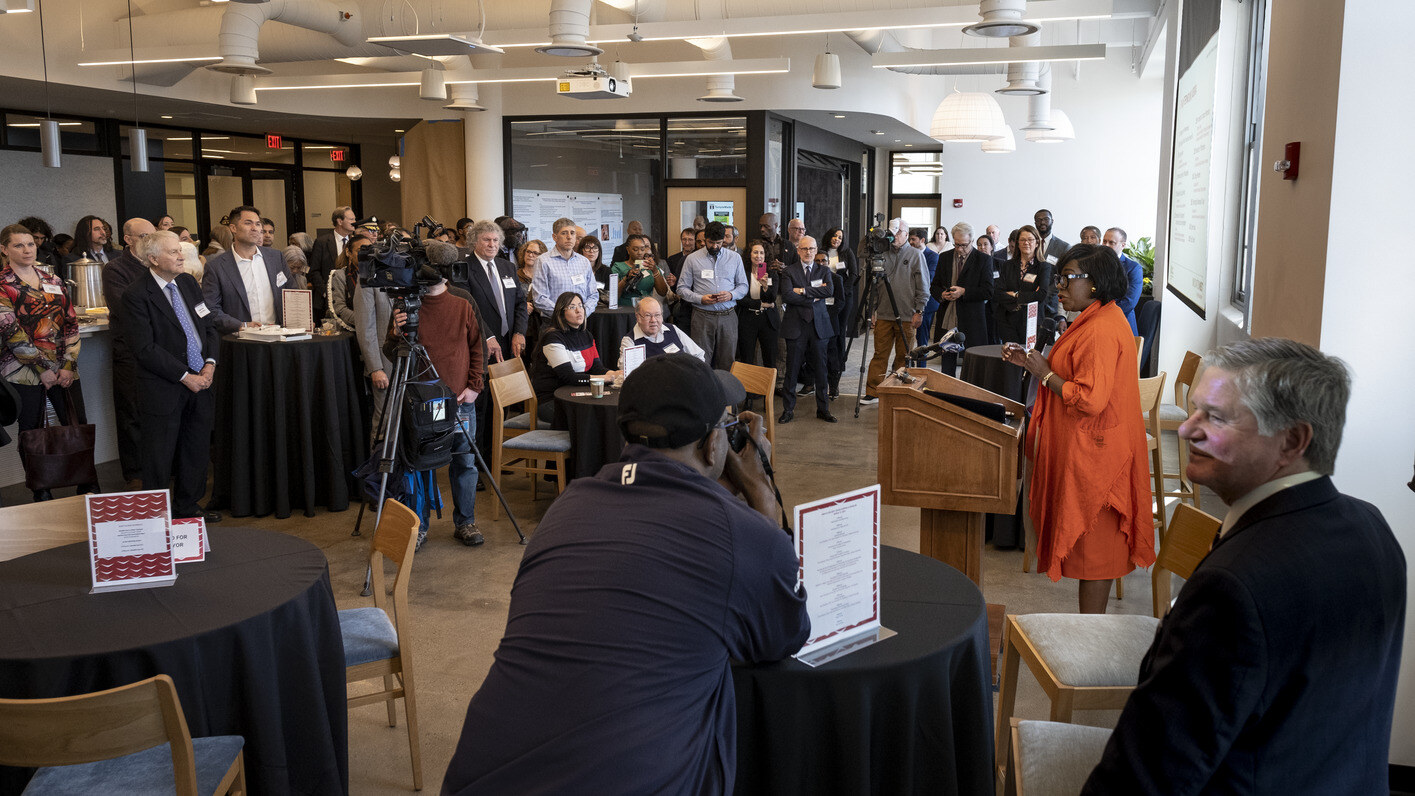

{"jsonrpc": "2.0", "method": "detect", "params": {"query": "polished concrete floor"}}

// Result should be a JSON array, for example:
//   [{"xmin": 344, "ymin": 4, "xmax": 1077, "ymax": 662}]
[{"xmin": 1, "ymin": 341, "xmax": 1221, "ymax": 794}]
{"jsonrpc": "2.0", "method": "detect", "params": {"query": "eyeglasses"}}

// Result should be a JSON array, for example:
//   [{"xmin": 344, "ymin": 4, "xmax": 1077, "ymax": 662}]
[
  {"xmin": 637, "ymin": 312, "xmax": 663, "ymax": 320},
  {"xmin": 1054, "ymin": 273, "xmax": 1091, "ymax": 287}
]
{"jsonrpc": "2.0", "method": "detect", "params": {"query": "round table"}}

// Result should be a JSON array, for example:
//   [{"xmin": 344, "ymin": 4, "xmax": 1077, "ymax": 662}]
[
  {"xmin": 731, "ymin": 546, "xmax": 994, "ymax": 795},
  {"xmin": 585, "ymin": 307, "xmax": 636, "ymax": 367},
  {"xmin": 0, "ymin": 527, "xmax": 348, "ymax": 795},
  {"xmin": 211, "ymin": 332, "xmax": 368, "ymax": 518},
  {"xmin": 962, "ymin": 344, "xmax": 1026, "ymax": 403},
  {"xmin": 553, "ymin": 383, "xmax": 623, "ymax": 479}
]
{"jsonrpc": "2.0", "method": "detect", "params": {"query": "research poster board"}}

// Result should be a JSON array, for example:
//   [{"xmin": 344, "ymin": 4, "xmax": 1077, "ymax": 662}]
[
  {"xmin": 513, "ymin": 189, "xmax": 625, "ymax": 256},
  {"xmin": 1165, "ymin": 0, "xmax": 1222, "ymax": 320}
]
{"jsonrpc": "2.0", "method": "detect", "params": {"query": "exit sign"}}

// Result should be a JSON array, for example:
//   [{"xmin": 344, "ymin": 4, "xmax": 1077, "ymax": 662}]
[
  {"xmin": 330, "ymin": 149, "xmax": 346, "ymax": 163},
  {"xmin": 265, "ymin": 134, "xmax": 282, "ymax": 149}
]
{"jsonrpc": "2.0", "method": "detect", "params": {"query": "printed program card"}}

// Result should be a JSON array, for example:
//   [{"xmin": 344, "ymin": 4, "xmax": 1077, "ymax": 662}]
[{"xmin": 86, "ymin": 490, "xmax": 176, "ymax": 593}]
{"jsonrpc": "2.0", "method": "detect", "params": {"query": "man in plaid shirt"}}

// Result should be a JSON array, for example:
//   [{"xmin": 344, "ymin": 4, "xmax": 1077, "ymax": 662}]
[{"xmin": 530, "ymin": 217, "xmax": 598, "ymax": 319}]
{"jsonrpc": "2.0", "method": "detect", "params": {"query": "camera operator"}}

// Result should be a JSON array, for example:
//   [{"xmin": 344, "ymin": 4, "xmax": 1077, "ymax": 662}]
[
  {"xmin": 860, "ymin": 218, "xmax": 928, "ymax": 407},
  {"xmin": 443, "ymin": 353, "xmax": 807, "ymax": 794},
  {"xmin": 387, "ymin": 261, "xmax": 487, "ymax": 547}
]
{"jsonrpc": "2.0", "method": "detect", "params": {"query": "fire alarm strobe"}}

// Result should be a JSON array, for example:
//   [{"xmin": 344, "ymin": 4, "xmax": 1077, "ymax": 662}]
[{"xmin": 556, "ymin": 66, "xmax": 631, "ymax": 100}]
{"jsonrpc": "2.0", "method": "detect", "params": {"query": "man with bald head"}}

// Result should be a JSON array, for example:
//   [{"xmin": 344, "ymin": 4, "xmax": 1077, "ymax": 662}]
[
  {"xmin": 618, "ymin": 296, "xmax": 705, "ymax": 368},
  {"xmin": 101, "ymin": 217, "xmax": 157, "ymax": 485},
  {"xmin": 778, "ymin": 236, "xmax": 836, "ymax": 423}
]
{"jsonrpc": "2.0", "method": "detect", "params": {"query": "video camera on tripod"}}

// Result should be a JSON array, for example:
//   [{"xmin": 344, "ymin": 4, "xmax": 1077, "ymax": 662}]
[
  {"xmin": 357, "ymin": 215, "xmax": 460, "ymax": 335},
  {"xmin": 862, "ymin": 212, "xmax": 895, "ymax": 273}
]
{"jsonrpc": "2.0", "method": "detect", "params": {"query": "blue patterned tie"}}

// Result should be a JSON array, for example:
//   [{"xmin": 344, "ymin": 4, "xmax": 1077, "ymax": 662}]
[{"xmin": 166, "ymin": 282, "xmax": 204, "ymax": 372}]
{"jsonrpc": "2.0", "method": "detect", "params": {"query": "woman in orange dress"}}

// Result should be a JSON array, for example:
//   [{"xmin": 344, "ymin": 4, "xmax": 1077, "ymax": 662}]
[{"xmin": 1002, "ymin": 244, "xmax": 1154, "ymax": 613}]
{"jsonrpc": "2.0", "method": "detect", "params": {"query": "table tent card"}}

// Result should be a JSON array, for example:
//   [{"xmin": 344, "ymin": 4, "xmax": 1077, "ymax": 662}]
[
  {"xmin": 793, "ymin": 484, "xmax": 894, "ymax": 667},
  {"xmin": 86, "ymin": 490, "xmax": 176, "ymax": 593},
  {"xmin": 622, "ymin": 344, "xmax": 646, "ymax": 377},
  {"xmin": 282, "ymin": 288, "xmax": 315, "ymax": 333},
  {"xmin": 171, "ymin": 517, "xmax": 208, "ymax": 564}
]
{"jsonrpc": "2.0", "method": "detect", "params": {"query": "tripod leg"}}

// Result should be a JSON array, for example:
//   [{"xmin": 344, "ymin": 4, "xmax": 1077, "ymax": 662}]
[{"xmin": 453, "ymin": 411, "xmax": 527, "ymax": 544}]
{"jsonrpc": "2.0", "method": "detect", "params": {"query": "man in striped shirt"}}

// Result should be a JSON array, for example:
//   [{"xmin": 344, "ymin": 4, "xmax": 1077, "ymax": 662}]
[{"xmin": 530, "ymin": 217, "xmax": 598, "ymax": 319}]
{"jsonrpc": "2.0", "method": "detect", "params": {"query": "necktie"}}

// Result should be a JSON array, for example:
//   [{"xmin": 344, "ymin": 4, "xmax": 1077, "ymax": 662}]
[
  {"xmin": 484, "ymin": 260, "xmax": 508, "ymax": 335},
  {"xmin": 166, "ymin": 282, "xmax": 204, "ymax": 372}
]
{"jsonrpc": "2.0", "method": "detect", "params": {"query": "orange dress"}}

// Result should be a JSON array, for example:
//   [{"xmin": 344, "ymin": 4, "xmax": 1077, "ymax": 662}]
[{"xmin": 1026, "ymin": 300, "xmax": 1154, "ymax": 581}]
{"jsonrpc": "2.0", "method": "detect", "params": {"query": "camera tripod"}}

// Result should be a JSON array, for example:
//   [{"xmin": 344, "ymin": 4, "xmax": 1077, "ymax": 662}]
[
  {"xmin": 841, "ymin": 256, "xmax": 914, "ymax": 418},
  {"xmin": 352, "ymin": 308, "xmax": 525, "ymax": 596}
]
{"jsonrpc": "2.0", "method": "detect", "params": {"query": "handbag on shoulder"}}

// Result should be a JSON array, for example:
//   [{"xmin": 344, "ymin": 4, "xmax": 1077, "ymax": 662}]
[{"xmin": 19, "ymin": 387, "xmax": 98, "ymax": 491}]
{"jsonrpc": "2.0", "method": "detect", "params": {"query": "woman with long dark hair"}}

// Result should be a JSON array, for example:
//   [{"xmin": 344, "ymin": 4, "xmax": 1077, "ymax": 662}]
[
  {"xmin": 1003, "ymin": 244, "xmax": 1154, "ymax": 613},
  {"xmin": 576, "ymin": 235, "xmax": 610, "ymax": 305},
  {"xmin": 992, "ymin": 225, "xmax": 1052, "ymax": 345},
  {"xmin": 530, "ymin": 292, "xmax": 612, "ymax": 424},
  {"xmin": 735, "ymin": 240, "xmax": 779, "ymax": 370},
  {"xmin": 820, "ymin": 227, "xmax": 859, "ymax": 397},
  {"xmin": 327, "ymin": 232, "xmax": 373, "ymax": 331}
]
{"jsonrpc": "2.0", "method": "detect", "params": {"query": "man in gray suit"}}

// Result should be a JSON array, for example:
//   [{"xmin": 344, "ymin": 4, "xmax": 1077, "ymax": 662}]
[{"xmin": 202, "ymin": 205, "xmax": 294, "ymax": 334}]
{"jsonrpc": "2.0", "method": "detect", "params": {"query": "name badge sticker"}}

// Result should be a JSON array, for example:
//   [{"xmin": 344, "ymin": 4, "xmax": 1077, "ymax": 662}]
[
  {"xmin": 194, "ymin": 302, "xmax": 211, "ymax": 318},
  {"xmin": 501, "ymin": 277, "xmax": 516, "ymax": 289},
  {"xmin": 42, "ymin": 283, "xmax": 63, "ymax": 295},
  {"xmin": 276, "ymin": 272, "xmax": 288, "ymax": 287},
  {"xmin": 810, "ymin": 279, "xmax": 825, "ymax": 288},
  {"xmin": 663, "ymin": 344, "xmax": 680, "ymax": 353},
  {"xmin": 1023, "ymin": 273, "xmax": 1037, "ymax": 285},
  {"xmin": 700, "ymin": 269, "xmax": 714, "ymax": 279},
  {"xmin": 571, "ymin": 274, "xmax": 586, "ymax": 285}
]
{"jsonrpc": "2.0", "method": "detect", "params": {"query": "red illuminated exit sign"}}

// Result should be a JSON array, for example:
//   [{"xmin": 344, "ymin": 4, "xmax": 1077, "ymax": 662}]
[
  {"xmin": 330, "ymin": 149, "xmax": 347, "ymax": 162},
  {"xmin": 265, "ymin": 134, "xmax": 283, "ymax": 149}
]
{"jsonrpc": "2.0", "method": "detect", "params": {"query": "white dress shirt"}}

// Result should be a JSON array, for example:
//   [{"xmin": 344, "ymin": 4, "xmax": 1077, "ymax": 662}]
[
  {"xmin": 1219, "ymin": 470, "xmax": 1323, "ymax": 538},
  {"xmin": 235, "ymin": 248, "xmax": 277, "ymax": 325},
  {"xmin": 477, "ymin": 256, "xmax": 509, "ymax": 337}
]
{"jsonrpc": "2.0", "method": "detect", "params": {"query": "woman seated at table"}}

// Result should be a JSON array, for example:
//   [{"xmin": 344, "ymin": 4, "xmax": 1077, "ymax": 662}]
[
  {"xmin": 327, "ymin": 232, "xmax": 372, "ymax": 331},
  {"xmin": 992, "ymin": 225, "xmax": 1052, "ymax": 345},
  {"xmin": 1002, "ymin": 244, "xmax": 1153, "ymax": 614},
  {"xmin": 609, "ymin": 234, "xmax": 669, "ymax": 307},
  {"xmin": 0, "ymin": 224, "xmax": 95, "ymax": 502},
  {"xmin": 530, "ymin": 292, "xmax": 613, "ymax": 425}
]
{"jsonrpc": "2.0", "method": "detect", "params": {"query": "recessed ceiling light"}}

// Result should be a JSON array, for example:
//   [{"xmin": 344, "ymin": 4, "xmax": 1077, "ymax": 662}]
[
  {"xmin": 394, "ymin": 129, "xmax": 405, "ymax": 133},
  {"xmin": 833, "ymin": 114, "xmax": 846, "ymax": 118},
  {"xmin": 160, "ymin": 115, "xmax": 173, "ymax": 119},
  {"xmin": 872, "ymin": 130, "xmax": 884, "ymax": 135},
  {"xmin": 894, "ymin": 139, "xmax": 901, "ymax": 142},
  {"xmin": 905, "ymin": 143, "xmax": 913, "ymax": 147}
]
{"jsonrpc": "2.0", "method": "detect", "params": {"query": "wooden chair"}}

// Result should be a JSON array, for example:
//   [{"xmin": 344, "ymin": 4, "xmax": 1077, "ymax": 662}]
[
  {"xmin": 0, "ymin": 494, "xmax": 88, "ymax": 562},
  {"xmin": 487, "ymin": 357, "xmax": 536, "ymax": 438},
  {"xmin": 1138, "ymin": 372, "xmax": 1168, "ymax": 545},
  {"xmin": 487, "ymin": 364, "xmax": 571, "ymax": 519},
  {"xmin": 729, "ymin": 361, "xmax": 778, "ymax": 464},
  {"xmin": 340, "ymin": 498, "xmax": 423, "ymax": 790},
  {"xmin": 1133, "ymin": 336, "xmax": 1145, "ymax": 372},
  {"xmin": 0, "ymin": 674, "xmax": 246, "ymax": 796},
  {"xmin": 1157, "ymin": 351, "xmax": 1203, "ymax": 509},
  {"xmin": 1004, "ymin": 718, "xmax": 1111, "ymax": 796},
  {"xmin": 994, "ymin": 503, "xmax": 1222, "ymax": 792}
]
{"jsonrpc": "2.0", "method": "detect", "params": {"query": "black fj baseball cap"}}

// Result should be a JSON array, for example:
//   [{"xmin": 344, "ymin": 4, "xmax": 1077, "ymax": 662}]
[{"xmin": 617, "ymin": 354, "xmax": 746, "ymax": 448}]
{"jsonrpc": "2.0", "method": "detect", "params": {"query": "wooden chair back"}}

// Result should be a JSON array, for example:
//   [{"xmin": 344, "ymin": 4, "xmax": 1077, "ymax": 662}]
[
  {"xmin": 490, "ymin": 364, "xmax": 536, "ymax": 410},
  {"xmin": 1173, "ymin": 350, "xmax": 1203, "ymax": 419},
  {"xmin": 370, "ymin": 498, "xmax": 419, "ymax": 627},
  {"xmin": 0, "ymin": 675, "xmax": 200, "ymax": 795},
  {"xmin": 1156, "ymin": 504, "xmax": 1221, "ymax": 581},
  {"xmin": 0, "ymin": 495, "xmax": 88, "ymax": 562},
  {"xmin": 1137, "ymin": 373, "xmax": 1167, "ymax": 448},
  {"xmin": 730, "ymin": 361, "xmax": 778, "ymax": 463},
  {"xmin": 1133, "ymin": 336, "xmax": 1145, "ymax": 372}
]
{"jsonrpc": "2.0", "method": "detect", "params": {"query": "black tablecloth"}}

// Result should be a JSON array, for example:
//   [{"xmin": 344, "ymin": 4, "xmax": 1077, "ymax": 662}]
[
  {"xmin": 553, "ymin": 383, "xmax": 623, "ymax": 479},
  {"xmin": 211, "ymin": 332, "xmax": 368, "ymax": 518},
  {"xmin": 961, "ymin": 344, "xmax": 1026, "ymax": 403},
  {"xmin": 586, "ymin": 307, "xmax": 636, "ymax": 367},
  {"xmin": 0, "ymin": 527, "xmax": 348, "ymax": 795},
  {"xmin": 732, "ymin": 546, "xmax": 994, "ymax": 795}
]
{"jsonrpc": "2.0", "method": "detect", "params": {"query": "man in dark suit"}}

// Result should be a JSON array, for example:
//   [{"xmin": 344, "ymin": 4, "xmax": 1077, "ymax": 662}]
[
  {"xmin": 1084, "ymin": 338, "xmax": 1405, "ymax": 795},
  {"xmin": 462, "ymin": 221, "xmax": 529, "ymax": 456},
  {"xmin": 929, "ymin": 222, "xmax": 993, "ymax": 375},
  {"xmin": 122, "ymin": 230, "xmax": 221, "ymax": 522},
  {"xmin": 66, "ymin": 215, "xmax": 121, "ymax": 264},
  {"xmin": 100, "ymin": 217, "xmax": 156, "ymax": 486},
  {"xmin": 202, "ymin": 205, "xmax": 295, "ymax": 334},
  {"xmin": 778, "ymin": 237, "xmax": 836, "ymax": 424},
  {"xmin": 308, "ymin": 205, "xmax": 357, "ymax": 320},
  {"xmin": 665, "ymin": 227, "xmax": 697, "ymax": 333},
  {"xmin": 1033, "ymin": 209, "xmax": 1069, "ymax": 333}
]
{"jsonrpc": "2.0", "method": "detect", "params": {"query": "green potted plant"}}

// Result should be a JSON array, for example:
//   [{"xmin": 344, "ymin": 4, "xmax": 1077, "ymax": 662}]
[{"xmin": 1124, "ymin": 237, "xmax": 1155, "ymax": 295}]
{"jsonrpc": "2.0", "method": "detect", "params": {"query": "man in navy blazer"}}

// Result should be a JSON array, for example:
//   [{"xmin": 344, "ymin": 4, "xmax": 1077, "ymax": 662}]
[
  {"xmin": 1083, "ymin": 338, "xmax": 1405, "ymax": 795},
  {"xmin": 1103, "ymin": 227, "xmax": 1145, "ymax": 335},
  {"xmin": 202, "ymin": 205, "xmax": 295, "ymax": 334},
  {"xmin": 778, "ymin": 237, "xmax": 836, "ymax": 424},
  {"xmin": 122, "ymin": 230, "xmax": 222, "ymax": 522}
]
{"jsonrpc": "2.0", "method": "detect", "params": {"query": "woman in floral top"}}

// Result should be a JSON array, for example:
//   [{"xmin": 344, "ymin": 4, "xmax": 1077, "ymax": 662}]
[{"xmin": 0, "ymin": 223, "xmax": 91, "ymax": 501}]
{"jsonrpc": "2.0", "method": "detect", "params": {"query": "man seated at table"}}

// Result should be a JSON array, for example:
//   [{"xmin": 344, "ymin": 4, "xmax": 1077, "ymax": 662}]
[
  {"xmin": 443, "ymin": 354, "xmax": 809, "ymax": 795},
  {"xmin": 122, "ymin": 230, "xmax": 221, "ymax": 523},
  {"xmin": 618, "ymin": 296, "xmax": 705, "ymax": 369}
]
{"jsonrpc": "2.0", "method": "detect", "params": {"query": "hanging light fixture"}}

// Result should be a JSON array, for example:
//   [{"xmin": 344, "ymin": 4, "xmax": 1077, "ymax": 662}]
[
  {"xmin": 231, "ymin": 74, "xmax": 257, "ymax": 105},
  {"xmin": 929, "ymin": 90, "xmax": 1007, "ymax": 143},
  {"xmin": 1025, "ymin": 109, "xmax": 1075, "ymax": 143},
  {"xmin": 388, "ymin": 155, "xmax": 401, "ymax": 169},
  {"xmin": 420, "ymin": 67, "xmax": 446, "ymax": 101},
  {"xmin": 345, "ymin": 165, "xmax": 363, "ymax": 181},
  {"xmin": 36, "ymin": 0, "xmax": 58, "ymax": 167},
  {"xmin": 389, "ymin": 168, "xmax": 402, "ymax": 183},
  {"xmin": 963, "ymin": 0, "xmax": 1040, "ymax": 39},
  {"xmin": 813, "ymin": 34, "xmax": 841, "ymax": 89},
  {"xmin": 981, "ymin": 125, "xmax": 1016, "ymax": 153},
  {"xmin": 123, "ymin": 0, "xmax": 148, "ymax": 171}
]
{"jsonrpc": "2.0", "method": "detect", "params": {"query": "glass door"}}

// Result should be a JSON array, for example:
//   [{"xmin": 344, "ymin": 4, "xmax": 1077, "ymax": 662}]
[
  {"xmin": 664, "ymin": 187, "xmax": 748, "ymax": 255},
  {"xmin": 203, "ymin": 165, "xmax": 297, "ymax": 246}
]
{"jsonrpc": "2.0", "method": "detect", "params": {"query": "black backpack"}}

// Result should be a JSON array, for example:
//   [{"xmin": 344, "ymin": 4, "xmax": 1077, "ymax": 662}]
[{"xmin": 399, "ymin": 380, "xmax": 459, "ymax": 471}]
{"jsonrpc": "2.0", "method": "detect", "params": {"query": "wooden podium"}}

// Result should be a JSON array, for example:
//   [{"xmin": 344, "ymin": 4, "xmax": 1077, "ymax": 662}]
[{"xmin": 877, "ymin": 368, "xmax": 1025, "ymax": 587}]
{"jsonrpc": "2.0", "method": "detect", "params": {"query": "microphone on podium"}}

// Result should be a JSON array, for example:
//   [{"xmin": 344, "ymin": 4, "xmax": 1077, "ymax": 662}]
[{"xmin": 906, "ymin": 328, "xmax": 966, "ymax": 362}]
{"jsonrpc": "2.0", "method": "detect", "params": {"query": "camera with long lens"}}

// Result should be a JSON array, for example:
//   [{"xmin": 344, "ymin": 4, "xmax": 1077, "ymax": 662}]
[
  {"xmin": 357, "ymin": 215, "xmax": 447, "ymax": 334},
  {"xmin": 863, "ymin": 213, "xmax": 893, "ymax": 272}
]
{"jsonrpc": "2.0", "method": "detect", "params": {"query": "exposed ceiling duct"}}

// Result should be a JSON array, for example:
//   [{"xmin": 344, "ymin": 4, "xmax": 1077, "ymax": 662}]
[
  {"xmin": 445, "ymin": 82, "xmax": 486, "ymax": 111},
  {"xmin": 537, "ymin": 0, "xmax": 603, "ymax": 57},
  {"xmin": 996, "ymin": 32, "xmax": 1044, "ymax": 95},
  {"xmin": 207, "ymin": 0, "xmax": 363, "ymax": 75},
  {"xmin": 963, "ymin": 0, "xmax": 1040, "ymax": 39},
  {"xmin": 1020, "ymin": 63, "xmax": 1056, "ymax": 131},
  {"xmin": 690, "ymin": 36, "xmax": 741, "ymax": 102},
  {"xmin": 843, "ymin": 28, "xmax": 1005, "ymax": 76}
]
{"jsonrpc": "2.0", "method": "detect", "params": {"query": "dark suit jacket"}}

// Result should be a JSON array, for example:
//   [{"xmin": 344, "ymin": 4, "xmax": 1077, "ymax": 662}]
[
  {"xmin": 307, "ymin": 232, "xmax": 341, "ymax": 319},
  {"xmin": 737, "ymin": 268, "xmax": 780, "ymax": 331},
  {"xmin": 201, "ymin": 247, "xmax": 294, "ymax": 334},
  {"xmin": 465, "ymin": 254, "xmax": 530, "ymax": 357},
  {"xmin": 65, "ymin": 245, "xmax": 121, "ymax": 265},
  {"xmin": 100, "ymin": 250, "xmax": 150, "ymax": 350},
  {"xmin": 122, "ymin": 272, "xmax": 220, "ymax": 401},
  {"xmin": 992, "ymin": 256, "xmax": 1053, "ymax": 344},
  {"xmin": 928, "ymin": 248, "xmax": 993, "ymax": 347},
  {"xmin": 778, "ymin": 261, "xmax": 834, "ymax": 340},
  {"xmin": 1041, "ymin": 235, "xmax": 1069, "ymax": 320},
  {"xmin": 1083, "ymin": 477, "xmax": 1406, "ymax": 795}
]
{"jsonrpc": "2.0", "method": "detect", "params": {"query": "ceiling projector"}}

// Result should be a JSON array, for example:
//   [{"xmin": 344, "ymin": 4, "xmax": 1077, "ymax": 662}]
[{"xmin": 556, "ymin": 67, "xmax": 631, "ymax": 99}]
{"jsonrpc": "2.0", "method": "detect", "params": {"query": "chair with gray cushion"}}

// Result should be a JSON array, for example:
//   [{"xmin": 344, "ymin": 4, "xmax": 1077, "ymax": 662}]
[
  {"xmin": 488, "ymin": 362, "xmax": 571, "ymax": 518},
  {"xmin": 995, "ymin": 504, "xmax": 1223, "ymax": 792},
  {"xmin": 0, "ymin": 674, "xmax": 245, "ymax": 796},
  {"xmin": 1003, "ymin": 719, "xmax": 1112, "ymax": 796},
  {"xmin": 341, "ymin": 498, "xmax": 422, "ymax": 790}
]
